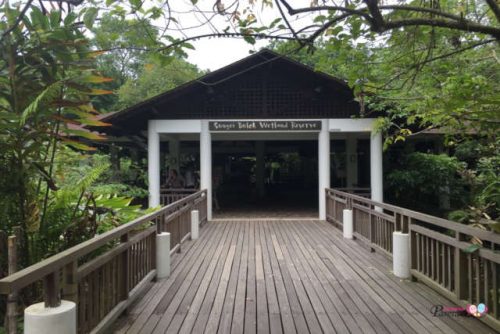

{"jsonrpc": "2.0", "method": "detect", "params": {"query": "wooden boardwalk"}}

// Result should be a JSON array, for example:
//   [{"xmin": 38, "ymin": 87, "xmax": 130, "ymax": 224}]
[{"xmin": 112, "ymin": 219, "xmax": 494, "ymax": 334}]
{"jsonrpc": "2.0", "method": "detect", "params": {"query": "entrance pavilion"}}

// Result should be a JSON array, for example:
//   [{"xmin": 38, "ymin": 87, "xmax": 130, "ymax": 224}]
[{"xmin": 100, "ymin": 49, "xmax": 383, "ymax": 220}]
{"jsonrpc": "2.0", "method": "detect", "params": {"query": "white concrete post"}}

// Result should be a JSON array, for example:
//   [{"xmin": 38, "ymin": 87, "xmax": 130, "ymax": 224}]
[
  {"xmin": 156, "ymin": 232, "xmax": 171, "ymax": 279},
  {"xmin": 318, "ymin": 119, "xmax": 331, "ymax": 220},
  {"xmin": 148, "ymin": 121, "xmax": 161, "ymax": 208},
  {"xmin": 191, "ymin": 210, "xmax": 199, "ymax": 240},
  {"xmin": 24, "ymin": 300, "xmax": 76, "ymax": 334},
  {"xmin": 370, "ymin": 131, "xmax": 383, "ymax": 204},
  {"xmin": 343, "ymin": 209, "xmax": 353, "ymax": 239},
  {"xmin": 346, "ymin": 136, "xmax": 358, "ymax": 188},
  {"xmin": 200, "ymin": 120, "xmax": 212, "ymax": 220},
  {"xmin": 393, "ymin": 232, "xmax": 410, "ymax": 278}
]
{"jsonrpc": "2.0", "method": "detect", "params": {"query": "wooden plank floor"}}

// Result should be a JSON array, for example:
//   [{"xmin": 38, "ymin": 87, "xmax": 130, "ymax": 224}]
[{"xmin": 112, "ymin": 220, "xmax": 495, "ymax": 334}]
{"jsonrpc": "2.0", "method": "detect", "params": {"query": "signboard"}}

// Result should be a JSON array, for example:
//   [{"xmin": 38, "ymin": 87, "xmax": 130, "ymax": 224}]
[{"xmin": 209, "ymin": 120, "xmax": 322, "ymax": 132}]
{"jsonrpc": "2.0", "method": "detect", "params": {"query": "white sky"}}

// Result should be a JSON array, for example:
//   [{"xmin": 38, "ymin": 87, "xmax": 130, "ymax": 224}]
[{"xmin": 167, "ymin": 0, "xmax": 316, "ymax": 71}]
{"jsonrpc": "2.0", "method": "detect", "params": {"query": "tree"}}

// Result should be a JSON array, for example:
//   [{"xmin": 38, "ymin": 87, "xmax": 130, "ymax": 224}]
[
  {"xmin": 115, "ymin": 58, "xmax": 202, "ymax": 109},
  {"xmin": 90, "ymin": 16, "xmax": 162, "ymax": 111},
  {"xmin": 0, "ymin": 3, "xmax": 115, "ymax": 266}
]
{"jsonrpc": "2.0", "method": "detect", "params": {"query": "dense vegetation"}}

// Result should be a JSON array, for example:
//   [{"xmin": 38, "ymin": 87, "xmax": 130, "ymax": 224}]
[{"xmin": 0, "ymin": 0, "xmax": 499, "ymax": 328}]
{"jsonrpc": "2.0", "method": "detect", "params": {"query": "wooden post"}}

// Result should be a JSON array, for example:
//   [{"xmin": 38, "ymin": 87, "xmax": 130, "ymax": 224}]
[
  {"xmin": 6, "ymin": 235, "xmax": 18, "ymax": 334},
  {"xmin": 369, "ymin": 207, "xmax": 375, "ymax": 252},
  {"xmin": 454, "ymin": 232, "xmax": 468, "ymax": 300},
  {"xmin": 120, "ymin": 233, "xmax": 130, "ymax": 302},
  {"xmin": 62, "ymin": 261, "xmax": 78, "ymax": 304},
  {"xmin": 43, "ymin": 271, "xmax": 61, "ymax": 308}
]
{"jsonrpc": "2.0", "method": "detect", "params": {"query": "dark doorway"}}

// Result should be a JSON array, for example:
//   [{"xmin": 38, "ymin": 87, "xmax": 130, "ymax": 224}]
[{"xmin": 212, "ymin": 140, "xmax": 318, "ymax": 218}]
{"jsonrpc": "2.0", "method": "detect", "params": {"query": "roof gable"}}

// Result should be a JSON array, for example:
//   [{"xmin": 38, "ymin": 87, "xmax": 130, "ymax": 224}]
[{"xmin": 102, "ymin": 49, "xmax": 361, "ymax": 135}]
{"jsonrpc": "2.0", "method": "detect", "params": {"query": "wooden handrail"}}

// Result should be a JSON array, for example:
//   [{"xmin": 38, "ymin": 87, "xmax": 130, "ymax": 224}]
[
  {"xmin": 326, "ymin": 188, "xmax": 500, "ymax": 330},
  {"xmin": 0, "ymin": 189, "xmax": 206, "ymax": 295},
  {"xmin": 326, "ymin": 188, "xmax": 500, "ymax": 244}
]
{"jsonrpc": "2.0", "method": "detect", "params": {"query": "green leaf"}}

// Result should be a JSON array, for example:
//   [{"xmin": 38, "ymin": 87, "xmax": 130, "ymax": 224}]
[
  {"xmin": 49, "ymin": 10, "xmax": 61, "ymax": 28},
  {"xmin": 243, "ymin": 35, "xmax": 256, "ymax": 45},
  {"xmin": 64, "ymin": 129, "xmax": 106, "ymax": 141},
  {"xmin": 83, "ymin": 8, "xmax": 99, "ymax": 29},
  {"xmin": 20, "ymin": 82, "xmax": 63, "ymax": 126},
  {"xmin": 313, "ymin": 15, "xmax": 327, "ymax": 23},
  {"xmin": 463, "ymin": 244, "xmax": 481, "ymax": 253},
  {"xmin": 182, "ymin": 42, "xmax": 195, "ymax": 50},
  {"xmin": 62, "ymin": 139, "xmax": 96, "ymax": 151},
  {"xmin": 79, "ymin": 75, "xmax": 113, "ymax": 84},
  {"xmin": 64, "ymin": 12, "xmax": 78, "ymax": 25}
]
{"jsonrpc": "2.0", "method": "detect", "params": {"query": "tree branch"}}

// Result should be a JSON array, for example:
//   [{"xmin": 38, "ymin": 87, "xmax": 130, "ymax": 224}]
[
  {"xmin": 379, "ymin": 5, "xmax": 464, "ymax": 21},
  {"xmin": 384, "ymin": 18, "xmax": 500, "ymax": 40},
  {"xmin": 94, "ymin": 32, "xmax": 307, "ymax": 54},
  {"xmin": 276, "ymin": 0, "xmax": 303, "ymax": 46},
  {"xmin": 280, "ymin": 0, "xmax": 373, "ymax": 22},
  {"xmin": 1, "ymin": 0, "xmax": 34, "ymax": 42},
  {"xmin": 484, "ymin": 0, "xmax": 500, "ymax": 23},
  {"xmin": 277, "ymin": 0, "xmax": 500, "ymax": 40}
]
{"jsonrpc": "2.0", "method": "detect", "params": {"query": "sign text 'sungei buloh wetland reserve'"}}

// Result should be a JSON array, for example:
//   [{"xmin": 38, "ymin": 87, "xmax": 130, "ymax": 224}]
[{"xmin": 209, "ymin": 120, "xmax": 322, "ymax": 132}]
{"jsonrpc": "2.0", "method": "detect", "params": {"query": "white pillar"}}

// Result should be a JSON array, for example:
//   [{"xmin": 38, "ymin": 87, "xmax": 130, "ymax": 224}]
[
  {"xmin": 200, "ymin": 121, "xmax": 212, "ymax": 220},
  {"xmin": 148, "ymin": 122, "xmax": 160, "ymax": 208},
  {"xmin": 393, "ymin": 232, "xmax": 410, "ymax": 278},
  {"xmin": 346, "ymin": 136, "xmax": 358, "ymax": 188},
  {"xmin": 156, "ymin": 232, "xmax": 171, "ymax": 279},
  {"xmin": 318, "ymin": 119, "xmax": 330, "ymax": 220},
  {"xmin": 168, "ymin": 137, "xmax": 180, "ymax": 171},
  {"xmin": 370, "ymin": 131, "xmax": 383, "ymax": 203},
  {"xmin": 343, "ymin": 209, "xmax": 353, "ymax": 239},
  {"xmin": 24, "ymin": 300, "xmax": 76, "ymax": 334},
  {"xmin": 191, "ymin": 210, "xmax": 199, "ymax": 240},
  {"xmin": 255, "ymin": 141, "xmax": 266, "ymax": 199}
]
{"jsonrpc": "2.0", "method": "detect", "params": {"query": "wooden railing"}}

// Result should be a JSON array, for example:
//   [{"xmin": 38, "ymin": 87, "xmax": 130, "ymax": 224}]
[
  {"xmin": 0, "ymin": 190, "xmax": 207, "ymax": 334},
  {"xmin": 335, "ymin": 187, "xmax": 371, "ymax": 198},
  {"xmin": 160, "ymin": 188, "xmax": 198, "ymax": 206},
  {"xmin": 326, "ymin": 188, "xmax": 500, "ymax": 330}
]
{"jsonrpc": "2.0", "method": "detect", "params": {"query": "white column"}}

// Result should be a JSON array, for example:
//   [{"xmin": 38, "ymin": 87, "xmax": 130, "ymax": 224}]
[
  {"xmin": 346, "ymin": 136, "xmax": 358, "ymax": 188},
  {"xmin": 148, "ymin": 122, "xmax": 160, "ymax": 208},
  {"xmin": 200, "ymin": 121, "xmax": 212, "ymax": 220},
  {"xmin": 318, "ymin": 119, "xmax": 330, "ymax": 220},
  {"xmin": 370, "ymin": 131, "xmax": 383, "ymax": 203},
  {"xmin": 255, "ymin": 141, "xmax": 266, "ymax": 199}
]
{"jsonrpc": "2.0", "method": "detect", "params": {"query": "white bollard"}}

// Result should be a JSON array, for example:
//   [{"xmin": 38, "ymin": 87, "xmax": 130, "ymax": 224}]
[
  {"xmin": 191, "ymin": 210, "xmax": 200, "ymax": 240},
  {"xmin": 24, "ymin": 300, "xmax": 76, "ymax": 334},
  {"xmin": 393, "ymin": 232, "xmax": 410, "ymax": 278},
  {"xmin": 156, "ymin": 232, "xmax": 171, "ymax": 279},
  {"xmin": 343, "ymin": 209, "xmax": 353, "ymax": 239}
]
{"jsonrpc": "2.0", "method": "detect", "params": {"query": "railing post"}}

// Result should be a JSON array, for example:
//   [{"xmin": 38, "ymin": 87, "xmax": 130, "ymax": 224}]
[
  {"xmin": 393, "ymin": 232, "xmax": 410, "ymax": 278},
  {"xmin": 343, "ymin": 209, "xmax": 353, "ymax": 239},
  {"xmin": 62, "ymin": 261, "xmax": 78, "ymax": 304},
  {"xmin": 191, "ymin": 210, "xmax": 200, "ymax": 240},
  {"xmin": 121, "ymin": 233, "xmax": 130, "ymax": 301},
  {"xmin": 369, "ymin": 207, "xmax": 375, "ymax": 251},
  {"xmin": 25, "ymin": 271, "xmax": 76, "ymax": 334},
  {"xmin": 43, "ymin": 272, "xmax": 60, "ymax": 308},
  {"xmin": 6, "ymin": 235, "xmax": 17, "ymax": 334},
  {"xmin": 454, "ymin": 232, "xmax": 468, "ymax": 299},
  {"xmin": 156, "ymin": 232, "xmax": 171, "ymax": 279}
]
